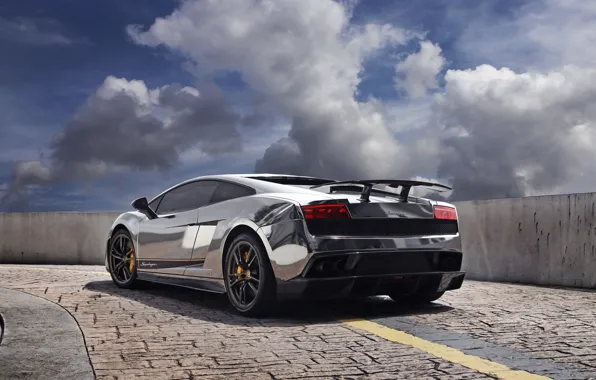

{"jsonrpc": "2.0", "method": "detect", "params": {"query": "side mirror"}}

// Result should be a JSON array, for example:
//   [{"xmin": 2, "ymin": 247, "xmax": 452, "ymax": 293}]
[{"xmin": 131, "ymin": 197, "xmax": 158, "ymax": 220}]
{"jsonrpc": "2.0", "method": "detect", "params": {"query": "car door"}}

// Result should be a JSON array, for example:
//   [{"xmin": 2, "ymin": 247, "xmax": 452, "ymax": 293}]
[
  {"xmin": 184, "ymin": 180, "xmax": 256, "ymax": 278},
  {"xmin": 136, "ymin": 180, "xmax": 218, "ymax": 275}
]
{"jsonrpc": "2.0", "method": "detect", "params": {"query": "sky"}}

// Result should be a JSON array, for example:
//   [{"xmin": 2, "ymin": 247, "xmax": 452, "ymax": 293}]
[{"xmin": 2, "ymin": 0, "xmax": 596, "ymax": 211}]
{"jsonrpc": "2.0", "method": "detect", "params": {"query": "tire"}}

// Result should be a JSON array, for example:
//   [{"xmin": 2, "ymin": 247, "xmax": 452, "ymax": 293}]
[
  {"xmin": 389, "ymin": 291, "xmax": 445, "ymax": 305},
  {"xmin": 223, "ymin": 233, "xmax": 276, "ymax": 317},
  {"xmin": 107, "ymin": 229, "xmax": 138, "ymax": 289}
]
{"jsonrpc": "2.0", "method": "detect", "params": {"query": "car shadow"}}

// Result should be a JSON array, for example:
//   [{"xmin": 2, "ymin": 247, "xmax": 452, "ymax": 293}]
[{"xmin": 84, "ymin": 279, "xmax": 454, "ymax": 327}]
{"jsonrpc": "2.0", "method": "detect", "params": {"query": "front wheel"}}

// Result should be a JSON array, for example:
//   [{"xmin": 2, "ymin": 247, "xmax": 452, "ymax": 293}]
[
  {"xmin": 389, "ymin": 291, "xmax": 445, "ymax": 304},
  {"xmin": 108, "ymin": 229, "xmax": 138, "ymax": 288},
  {"xmin": 223, "ymin": 233, "xmax": 276, "ymax": 317}
]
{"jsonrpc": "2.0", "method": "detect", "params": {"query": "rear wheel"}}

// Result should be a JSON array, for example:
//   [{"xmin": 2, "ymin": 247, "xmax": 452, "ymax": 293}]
[
  {"xmin": 389, "ymin": 291, "xmax": 445, "ymax": 304},
  {"xmin": 223, "ymin": 233, "xmax": 276, "ymax": 317},
  {"xmin": 108, "ymin": 229, "xmax": 138, "ymax": 288}
]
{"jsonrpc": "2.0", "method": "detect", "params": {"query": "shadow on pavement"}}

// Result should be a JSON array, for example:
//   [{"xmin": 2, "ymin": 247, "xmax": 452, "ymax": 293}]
[{"xmin": 84, "ymin": 279, "xmax": 453, "ymax": 326}]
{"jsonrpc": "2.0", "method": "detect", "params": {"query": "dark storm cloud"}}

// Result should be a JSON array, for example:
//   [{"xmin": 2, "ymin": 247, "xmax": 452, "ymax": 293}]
[
  {"xmin": 255, "ymin": 137, "xmax": 305, "ymax": 176},
  {"xmin": 52, "ymin": 91, "xmax": 177, "ymax": 172},
  {"xmin": 437, "ymin": 135, "xmax": 525, "ymax": 201},
  {"xmin": 52, "ymin": 80, "xmax": 240, "ymax": 171},
  {"xmin": 0, "ymin": 76, "xmax": 248, "ymax": 208}
]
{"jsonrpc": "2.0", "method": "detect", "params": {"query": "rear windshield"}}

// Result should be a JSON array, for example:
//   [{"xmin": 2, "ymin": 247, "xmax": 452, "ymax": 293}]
[{"xmin": 246, "ymin": 176, "xmax": 334, "ymax": 186}]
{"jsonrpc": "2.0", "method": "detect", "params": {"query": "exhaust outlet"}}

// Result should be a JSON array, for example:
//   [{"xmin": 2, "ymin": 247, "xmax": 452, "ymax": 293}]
[
  {"xmin": 316, "ymin": 260, "xmax": 330, "ymax": 273},
  {"xmin": 310, "ymin": 256, "xmax": 352, "ymax": 277}
]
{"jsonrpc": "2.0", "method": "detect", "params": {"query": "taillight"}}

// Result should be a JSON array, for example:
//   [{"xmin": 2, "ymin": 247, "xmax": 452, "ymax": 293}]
[
  {"xmin": 434, "ymin": 205, "xmax": 457, "ymax": 220},
  {"xmin": 301, "ymin": 203, "xmax": 351, "ymax": 219}
]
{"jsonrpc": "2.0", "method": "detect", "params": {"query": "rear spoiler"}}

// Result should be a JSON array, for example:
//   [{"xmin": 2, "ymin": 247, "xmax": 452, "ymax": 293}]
[{"xmin": 310, "ymin": 179, "xmax": 452, "ymax": 203}]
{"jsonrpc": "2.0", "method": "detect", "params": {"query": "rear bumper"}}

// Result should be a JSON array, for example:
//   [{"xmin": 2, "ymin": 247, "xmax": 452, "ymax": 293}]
[
  {"xmin": 301, "ymin": 249, "xmax": 462, "ymax": 278},
  {"xmin": 263, "ymin": 219, "xmax": 463, "ymax": 281},
  {"xmin": 277, "ymin": 271, "xmax": 465, "ymax": 300},
  {"xmin": 275, "ymin": 248, "xmax": 465, "ymax": 299}
]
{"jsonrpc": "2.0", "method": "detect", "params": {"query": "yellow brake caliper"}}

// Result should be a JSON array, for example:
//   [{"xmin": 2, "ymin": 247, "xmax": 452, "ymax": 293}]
[
  {"xmin": 236, "ymin": 252, "xmax": 250, "ymax": 277},
  {"xmin": 128, "ymin": 249, "xmax": 135, "ymax": 272}
]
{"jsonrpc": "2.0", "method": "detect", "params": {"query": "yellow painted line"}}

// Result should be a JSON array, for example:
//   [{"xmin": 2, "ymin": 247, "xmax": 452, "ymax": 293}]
[
  {"xmin": 343, "ymin": 319, "xmax": 551, "ymax": 380},
  {"xmin": 0, "ymin": 265, "xmax": 109, "ymax": 276}
]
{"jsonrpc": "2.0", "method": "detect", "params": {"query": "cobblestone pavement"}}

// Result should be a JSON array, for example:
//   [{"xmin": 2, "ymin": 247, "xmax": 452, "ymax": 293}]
[{"xmin": 1, "ymin": 265, "xmax": 596, "ymax": 379}]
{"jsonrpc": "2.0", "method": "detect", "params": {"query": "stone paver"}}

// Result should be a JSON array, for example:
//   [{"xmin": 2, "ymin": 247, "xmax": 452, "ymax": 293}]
[{"xmin": 0, "ymin": 265, "xmax": 492, "ymax": 380}]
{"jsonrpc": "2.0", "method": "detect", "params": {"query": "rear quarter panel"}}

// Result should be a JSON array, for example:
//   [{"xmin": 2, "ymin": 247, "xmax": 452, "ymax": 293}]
[{"xmin": 193, "ymin": 194, "xmax": 304, "ymax": 280}]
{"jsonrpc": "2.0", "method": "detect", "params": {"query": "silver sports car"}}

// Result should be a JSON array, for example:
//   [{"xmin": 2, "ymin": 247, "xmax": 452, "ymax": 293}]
[{"xmin": 105, "ymin": 174, "xmax": 465, "ymax": 316}]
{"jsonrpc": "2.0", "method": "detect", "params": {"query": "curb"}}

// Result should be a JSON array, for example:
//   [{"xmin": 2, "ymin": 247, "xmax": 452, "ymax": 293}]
[{"xmin": 0, "ymin": 287, "xmax": 95, "ymax": 380}]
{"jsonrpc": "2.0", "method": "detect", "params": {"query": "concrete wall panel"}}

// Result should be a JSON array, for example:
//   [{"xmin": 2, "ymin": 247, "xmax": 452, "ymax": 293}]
[
  {"xmin": 0, "ymin": 212, "xmax": 120, "ymax": 265},
  {"xmin": 455, "ymin": 193, "xmax": 596, "ymax": 288}
]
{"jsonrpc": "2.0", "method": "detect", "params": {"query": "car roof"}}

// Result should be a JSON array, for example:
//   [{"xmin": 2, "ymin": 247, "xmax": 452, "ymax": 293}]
[
  {"xmin": 211, "ymin": 173, "xmax": 333, "ymax": 180},
  {"xmin": 149, "ymin": 173, "xmax": 337, "ymax": 201}
]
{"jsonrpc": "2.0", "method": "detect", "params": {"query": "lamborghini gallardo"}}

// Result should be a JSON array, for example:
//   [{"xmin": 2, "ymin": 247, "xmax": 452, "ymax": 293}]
[{"xmin": 105, "ymin": 174, "xmax": 465, "ymax": 316}]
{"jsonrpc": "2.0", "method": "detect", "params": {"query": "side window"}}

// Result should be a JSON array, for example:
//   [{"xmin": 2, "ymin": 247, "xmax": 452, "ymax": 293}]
[
  {"xmin": 148, "ymin": 195, "xmax": 163, "ymax": 211},
  {"xmin": 210, "ymin": 181, "xmax": 256, "ymax": 204},
  {"xmin": 155, "ymin": 181, "xmax": 218, "ymax": 214}
]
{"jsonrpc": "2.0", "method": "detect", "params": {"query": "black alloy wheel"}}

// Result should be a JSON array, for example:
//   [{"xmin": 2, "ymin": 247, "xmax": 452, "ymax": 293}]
[
  {"xmin": 223, "ymin": 233, "xmax": 275, "ymax": 316},
  {"xmin": 108, "ymin": 230, "xmax": 138, "ymax": 288}
]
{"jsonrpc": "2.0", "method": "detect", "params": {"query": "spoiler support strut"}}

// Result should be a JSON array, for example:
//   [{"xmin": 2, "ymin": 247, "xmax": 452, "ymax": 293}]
[
  {"xmin": 358, "ymin": 184, "xmax": 373, "ymax": 202},
  {"xmin": 398, "ymin": 185, "xmax": 411, "ymax": 202}
]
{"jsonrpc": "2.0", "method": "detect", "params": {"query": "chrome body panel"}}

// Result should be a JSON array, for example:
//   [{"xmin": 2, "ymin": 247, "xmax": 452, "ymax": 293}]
[
  {"xmin": 105, "ymin": 173, "xmax": 465, "ymax": 297},
  {"xmin": 179, "ymin": 195, "xmax": 298, "ymax": 292},
  {"xmin": 137, "ymin": 208, "xmax": 200, "ymax": 275}
]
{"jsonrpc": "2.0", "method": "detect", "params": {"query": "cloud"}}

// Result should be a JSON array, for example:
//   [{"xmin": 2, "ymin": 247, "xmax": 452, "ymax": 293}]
[
  {"xmin": 522, "ymin": 0, "xmax": 596, "ymax": 68},
  {"xmin": 0, "ymin": 17, "xmax": 82, "ymax": 46},
  {"xmin": 127, "ymin": 0, "xmax": 426, "ymax": 180},
  {"xmin": 455, "ymin": 0, "xmax": 596, "ymax": 71},
  {"xmin": 395, "ymin": 40, "xmax": 445, "ymax": 99},
  {"xmin": 401, "ymin": 0, "xmax": 596, "ymax": 201},
  {"xmin": 435, "ymin": 64, "xmax": 596, "ymax": 200},
  {"xmin": 0, "ymin": 75, "xmax": 251, "ymax": 208},
  {"xmin": 53, "ymin": 76, "xmax": 243, "ymax": 171}
]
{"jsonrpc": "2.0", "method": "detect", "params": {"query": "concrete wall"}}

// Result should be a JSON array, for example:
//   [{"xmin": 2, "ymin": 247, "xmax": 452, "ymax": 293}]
[
  {"xmin": 455, "ymin": 192, "xmax": 596, "ymax": 288},
  {"xmin": 0, "ymin": 212, "xmax": 120, "ymax": 265},
  {"xmin": 2, "ymin": 192, "xmax": 596, "ymax": 288}
]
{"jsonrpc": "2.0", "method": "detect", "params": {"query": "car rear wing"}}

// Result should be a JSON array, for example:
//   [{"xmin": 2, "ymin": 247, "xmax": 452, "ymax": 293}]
[{"xmin": 310, "ymin": 179, "xmax": 452, "ymax": 203}]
